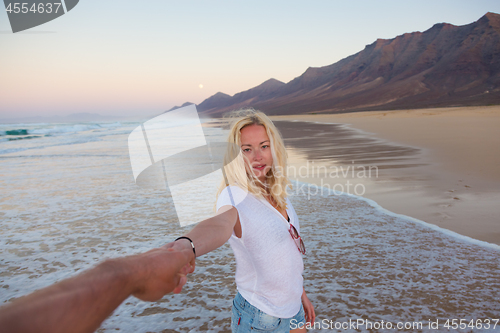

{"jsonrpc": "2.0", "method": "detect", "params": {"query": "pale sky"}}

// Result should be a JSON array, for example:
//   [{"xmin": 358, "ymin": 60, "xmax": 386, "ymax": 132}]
[{"xmin": 1, "ymin": 0, "xmax": 499, "ymax": 119}]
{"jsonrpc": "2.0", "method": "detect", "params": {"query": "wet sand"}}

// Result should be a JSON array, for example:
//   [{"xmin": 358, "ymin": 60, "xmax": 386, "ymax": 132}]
[
  {"xmin": 270, "ymin": 106, "xmax": 500, "ymax": 245},
  {"xmin": 2, "ymin": 120, "xmax": 499, "ymax": 332}
]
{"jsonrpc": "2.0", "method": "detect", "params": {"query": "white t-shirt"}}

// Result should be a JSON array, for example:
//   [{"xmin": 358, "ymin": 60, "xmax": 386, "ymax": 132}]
[{"xmin": 216, "ymin": 185, "xmax": 304, "ymax": 318}]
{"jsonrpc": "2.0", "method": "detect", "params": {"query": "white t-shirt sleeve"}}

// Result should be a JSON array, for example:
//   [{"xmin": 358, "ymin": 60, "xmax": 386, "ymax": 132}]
[{"xmin": 216, "ymin": 185, "xmax": 249, "ymax": 212}]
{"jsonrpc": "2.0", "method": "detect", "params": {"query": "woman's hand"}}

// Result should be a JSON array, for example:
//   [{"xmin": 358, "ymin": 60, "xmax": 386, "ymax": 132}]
[
  {"xmin": 163, "ymin": 241, "xmax": 196, "ymax": 287},
  {"xmin": 127, "ymin": 246, "xmax": 194, "ymax": 300},
  {"xmin": 301, "ymin": 289, "xmax": 315, "ymax": 325}
]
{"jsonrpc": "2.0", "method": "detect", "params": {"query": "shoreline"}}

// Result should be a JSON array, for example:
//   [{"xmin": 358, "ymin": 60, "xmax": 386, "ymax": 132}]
[
  {"xmin": 293, "ymin": 178, "xmax": 500, "ymax": 251},
  {"xmin": 270, "ymin": 106, "xmax": 500, "ymax": 245},
  {"xmin": 1, "ymin": 117, "xmax": 499, "ymax": 332}
]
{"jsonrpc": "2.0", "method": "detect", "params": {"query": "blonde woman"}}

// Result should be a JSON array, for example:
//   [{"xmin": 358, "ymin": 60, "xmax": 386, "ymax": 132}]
[{"xmin": 169, "ymin": 110, "xmax": 315, "ymax": 332}]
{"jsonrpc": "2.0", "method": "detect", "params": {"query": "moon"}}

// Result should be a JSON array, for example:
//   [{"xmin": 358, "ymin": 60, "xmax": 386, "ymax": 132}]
[{"xmin": 199, "ymin": 84, "xmax": 203, "ymax": 89}]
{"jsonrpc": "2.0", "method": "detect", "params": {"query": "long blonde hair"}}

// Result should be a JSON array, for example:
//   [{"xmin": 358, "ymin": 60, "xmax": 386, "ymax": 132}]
[{"xmin": 216, "ymin": 109, "xmax": 291, "ymax": 211}]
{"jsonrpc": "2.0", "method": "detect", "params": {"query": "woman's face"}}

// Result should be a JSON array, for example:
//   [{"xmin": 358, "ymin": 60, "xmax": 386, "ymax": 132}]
[{"xmin": 240, "ymin": 124, "xmax": 273, "ymax": 183}]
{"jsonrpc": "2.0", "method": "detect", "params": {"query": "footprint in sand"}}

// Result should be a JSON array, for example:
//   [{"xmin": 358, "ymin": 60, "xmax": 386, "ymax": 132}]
[{"xmin": 438, "ymin": 212, "xmax": 453, "ymax": 219}]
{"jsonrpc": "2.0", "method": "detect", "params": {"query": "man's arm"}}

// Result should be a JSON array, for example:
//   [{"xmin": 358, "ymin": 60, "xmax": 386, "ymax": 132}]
[{"xmin": 0, "ymin": 246, "xmax": 194, "ymax": 333}]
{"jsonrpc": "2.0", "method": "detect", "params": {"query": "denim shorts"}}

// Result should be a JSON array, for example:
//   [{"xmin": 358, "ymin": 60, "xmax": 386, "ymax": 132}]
[{"xmin": 231, "ymin": 292, "xmax": 305, "ymax": 332}]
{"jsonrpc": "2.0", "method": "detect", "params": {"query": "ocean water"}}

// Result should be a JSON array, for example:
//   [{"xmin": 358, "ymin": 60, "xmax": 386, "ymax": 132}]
[{"xmin": 0, "ymin": 121, "xmax": 499, "ymax": 333}]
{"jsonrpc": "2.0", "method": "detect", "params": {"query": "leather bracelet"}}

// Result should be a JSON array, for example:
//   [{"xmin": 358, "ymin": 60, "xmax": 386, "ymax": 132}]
[{"xmin": 174, "ymin": 236, "xmax": 196, "ymax": 258}]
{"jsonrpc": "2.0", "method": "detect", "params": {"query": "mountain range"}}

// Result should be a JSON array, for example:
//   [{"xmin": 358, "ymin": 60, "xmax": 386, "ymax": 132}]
[{"xmin": 190, "ymin": 12, "xmax": 500, "ymax": 117}]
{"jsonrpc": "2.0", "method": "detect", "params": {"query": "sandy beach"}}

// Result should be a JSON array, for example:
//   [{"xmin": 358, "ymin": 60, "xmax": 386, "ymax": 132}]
[
  {"xmin": 1, "ymin": 118, "xmax": 499, "ymax": 332},
  {"xmin": 271, "ymin": 106, "xmax": 500, "ymax": 245}
]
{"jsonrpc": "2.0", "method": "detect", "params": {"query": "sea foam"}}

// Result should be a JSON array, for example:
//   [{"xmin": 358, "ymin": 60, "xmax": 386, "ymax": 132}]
[{"xmin": 0, "ymin": 123, "xmax": 498, "ymax": 332}]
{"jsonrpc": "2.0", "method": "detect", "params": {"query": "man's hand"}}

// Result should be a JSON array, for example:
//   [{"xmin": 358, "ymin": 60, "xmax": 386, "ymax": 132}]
[
  {"xmin": 163, "ymin": 240, "xmax": 197, "ymax": 287},
  {"xmin": 121, "ymin": 246, "xmax": 195, "ymax": 301},
  {"xmin": 0, "ymin": 244, "xmax": 196, "ymax": 333}
]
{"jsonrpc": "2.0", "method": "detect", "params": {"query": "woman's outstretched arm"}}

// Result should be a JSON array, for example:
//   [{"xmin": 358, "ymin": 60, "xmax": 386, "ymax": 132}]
[{"xmin": 169, "ymin": 206, "xmax": 239, "ymax": 257}]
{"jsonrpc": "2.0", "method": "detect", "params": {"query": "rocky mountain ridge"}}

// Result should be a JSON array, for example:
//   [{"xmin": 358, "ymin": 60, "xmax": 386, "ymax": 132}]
[{"xmin": 193, "ymin": 12, "xmax": 500, "ymax": 116}]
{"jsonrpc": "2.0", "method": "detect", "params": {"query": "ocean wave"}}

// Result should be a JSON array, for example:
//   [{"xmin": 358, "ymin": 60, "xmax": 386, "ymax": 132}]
[
  {"xmin": 0, "ymin": 135, "xmax": 103, "ymax": 155},
  {"xmin": 1, "ymin": 129, "xmax": 29, "ymax": 136},
  {"xmin": 297, "ymin": 180, "xmax": 500, "ymax": 251},
  {"xmin": 3, "ymin": 135, "xmax": 43, "ymax": 141},
  {"xmin": 30, "ymin": 123, "xmax": 106, "ymax": 135},
  {"xmin": 1, "ymin": 176, "xmax": 498, "ymax": 332},
  {"xmin": 0, "ymin": 122, "xmax": 132, "ymax": 156},
  {"xmin": 1, "ymin": 129, "xmax": 499, "ymax": 332},
  {"xmin": 0, "ymin": 122, "xmax": 123, "ymax": 137}
]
